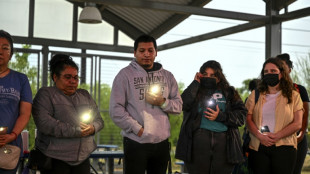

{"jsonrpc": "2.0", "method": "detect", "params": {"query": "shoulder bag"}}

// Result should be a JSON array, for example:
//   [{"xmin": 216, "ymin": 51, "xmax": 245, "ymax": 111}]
[{"xmin": 0, "ymin": 144, "xmax": 21, "ymax": 170}]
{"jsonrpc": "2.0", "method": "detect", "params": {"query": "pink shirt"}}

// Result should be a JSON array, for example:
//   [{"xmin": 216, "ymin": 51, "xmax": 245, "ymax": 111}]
[
  {"xmin": 246, "ymin": 90, "xmax": 303, "ymax": 151},
  {"xmin": 262, "ymin": 91, "xmax": 280, "ymax": 133}
]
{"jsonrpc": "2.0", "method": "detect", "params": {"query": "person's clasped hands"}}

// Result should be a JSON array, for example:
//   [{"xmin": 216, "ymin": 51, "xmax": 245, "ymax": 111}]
[
  {"xmin": 80, "ymin": 122, "xmax": 95, "ymax": 137},
  {"xmin": 257, "ymin": 131, "xmax": 280, "ymax": 147}
]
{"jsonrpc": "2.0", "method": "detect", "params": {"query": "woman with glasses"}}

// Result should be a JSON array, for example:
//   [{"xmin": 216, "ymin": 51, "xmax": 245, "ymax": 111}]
[
  {"xmin": 246, "ymin": 58, "xmax": 303, "ymax": 174},
  {"xmin": 176, "ymin": 60, "xmax": 247, "ymax": 174},
  {"xmin": 32, "ymin": 54, "xmax": 104, "ymax": 174},
  {"xmin": 0, "ymin": 30, "xmax": 32, "ymax": 173}
]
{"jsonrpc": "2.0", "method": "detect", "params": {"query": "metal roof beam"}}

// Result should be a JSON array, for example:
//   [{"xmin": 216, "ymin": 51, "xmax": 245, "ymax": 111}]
[
  {"xmin": 70, "ymin": 0, "xmax": 266, "ymax": 21},
  {"xmin": 158, "ymin": 6, "xmax": 310, "ymax": 51},
  {"xmin": 12, "ymin": 36, "xmax": 133, "ymax": 53},
  {"xmin": 150, "ymin": 0, "xmax": 211, "ymax": 39},
  {"xmin": 158, "ymin": 21, "xmax": 266, "ymax": 51},
  {"xmin": 273, "ymin": 6, "xmax": 310, "ymax": 22}
]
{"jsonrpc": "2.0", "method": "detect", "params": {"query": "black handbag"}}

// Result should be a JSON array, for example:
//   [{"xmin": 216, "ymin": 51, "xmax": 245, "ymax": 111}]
[{"xmin": 27, "ymin": 148, "xmax": 52, "ymax": 170}]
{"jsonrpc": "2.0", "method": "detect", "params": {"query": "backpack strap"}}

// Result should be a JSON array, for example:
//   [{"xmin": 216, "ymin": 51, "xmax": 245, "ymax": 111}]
[
  {"xmin": 242, "ymin": 88, "xmax": 260, "ymax": 157},
  {"xmin": 294, "ymin": 83, "xmax": 300, "ymax": 93},
  {"xmin": 254, "ymin": 89, "xmax": 259, "ymax": 104}
]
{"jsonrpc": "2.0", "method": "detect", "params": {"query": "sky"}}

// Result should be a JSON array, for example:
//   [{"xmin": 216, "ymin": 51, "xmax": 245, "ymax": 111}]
[
  {"xmin": 155, "ymin": 0, "xmax": 310, "ymax": 89},
  {"xmin": 1, "ymin": 0, "xmax": 310, "ymax": 89},
  {"xmin": 88, "ymin": 0, "xmax": 310, "ymax": 89}
]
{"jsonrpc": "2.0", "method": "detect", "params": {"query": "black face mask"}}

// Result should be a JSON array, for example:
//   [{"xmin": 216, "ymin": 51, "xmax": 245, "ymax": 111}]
[
  {"xmin": 200, "ymin": 77, "xmax": 217, "ymax": 89},
  {"xmin": 263, "ymin": 74, "xmax": 280, "ymax": 87}
]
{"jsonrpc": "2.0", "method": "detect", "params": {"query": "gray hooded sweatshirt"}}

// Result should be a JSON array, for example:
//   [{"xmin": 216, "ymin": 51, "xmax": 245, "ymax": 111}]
[{"xmin": 110, "ymin": 60, "xmax": 182, "ymax": 144}]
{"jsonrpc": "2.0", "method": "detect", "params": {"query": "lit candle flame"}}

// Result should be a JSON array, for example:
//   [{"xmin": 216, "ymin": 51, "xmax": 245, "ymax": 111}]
[
  {"xmin": 150, "ymin": 85, "xmax": 160, "ymax": 95},
  {"xmin": 81, "ymin": 111, "xmax": 92, "ymax": 123}
]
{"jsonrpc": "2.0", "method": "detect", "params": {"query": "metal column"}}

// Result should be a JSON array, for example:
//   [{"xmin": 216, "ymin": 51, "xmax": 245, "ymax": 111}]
[
  {"xmin": 42, "ymin": 46, "xmax": 49, "ymax": 87},
  {"xmin": 265, "ymin": 0, "xmax": 282, "ymax": 59}
]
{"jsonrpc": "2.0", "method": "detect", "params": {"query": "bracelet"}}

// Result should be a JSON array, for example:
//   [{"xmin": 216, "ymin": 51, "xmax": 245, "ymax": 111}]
[{"xmin": 11, "ymin": 132, "xmax": 18, "ymax": 140}]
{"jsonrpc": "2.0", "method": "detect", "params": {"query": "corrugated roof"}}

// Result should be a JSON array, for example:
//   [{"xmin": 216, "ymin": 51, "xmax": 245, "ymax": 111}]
[
  {"xmin": 107, "ymin": 6, "xmax": 172, "ymax": 33},
  {"xmin": 69, "ymin": 0, "xmax": 211, "ymax": 39}
]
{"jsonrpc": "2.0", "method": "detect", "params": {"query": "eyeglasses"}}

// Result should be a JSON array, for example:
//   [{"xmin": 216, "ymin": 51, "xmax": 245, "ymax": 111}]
[{"xmin": 61, "ymin": 74, "xmax": 79, "ymax": 81}]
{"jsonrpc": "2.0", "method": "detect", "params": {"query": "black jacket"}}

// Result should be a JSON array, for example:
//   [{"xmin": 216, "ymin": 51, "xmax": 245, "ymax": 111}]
[{"xmin": 175, "ymin": 80, "xmax": 247, "ymax": 164}]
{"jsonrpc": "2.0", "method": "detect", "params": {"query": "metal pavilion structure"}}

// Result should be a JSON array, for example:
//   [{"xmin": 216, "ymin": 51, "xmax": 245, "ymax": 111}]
[
  {"xmin": 1, "ymin": 2, "xmax": 310, "ymax": 172},
  {"xmin": 1, "ymin": 0, "xmax": 310, "ymax": 108}
]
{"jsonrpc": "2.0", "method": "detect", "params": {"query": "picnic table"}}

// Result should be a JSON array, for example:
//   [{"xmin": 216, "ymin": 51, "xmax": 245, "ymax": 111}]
[
  {"xmin": 19, "ymin": 148, "xmax": 124, "ymax": 174},
  {"xmin": 91, "ymin": 150, "xmax": 124, "ymax": 174}
]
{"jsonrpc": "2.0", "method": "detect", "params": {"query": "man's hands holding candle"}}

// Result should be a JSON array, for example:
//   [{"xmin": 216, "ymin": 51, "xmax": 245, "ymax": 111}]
[{"xmin": 145, "ymin": 85, "xmax": 166, "ymax": 106}]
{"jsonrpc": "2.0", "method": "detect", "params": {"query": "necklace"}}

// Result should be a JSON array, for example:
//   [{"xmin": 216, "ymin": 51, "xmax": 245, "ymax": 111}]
[{"xmin": 0, "ymin": 68, "xmax": 9, "ymax": 76}]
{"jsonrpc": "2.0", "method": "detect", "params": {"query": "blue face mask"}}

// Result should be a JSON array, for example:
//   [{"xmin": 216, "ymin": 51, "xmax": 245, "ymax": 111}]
[
  {"xmin": 200, "ymin": 77, "xmax": 217, "ymax": 90},
  {"xmin": 263, "ymin": 74, "xmax": 279, "ymax": 87}
]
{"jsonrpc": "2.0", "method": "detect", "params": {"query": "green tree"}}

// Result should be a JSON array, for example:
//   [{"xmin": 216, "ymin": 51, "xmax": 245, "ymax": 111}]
[
  {"xmin": 289, "ymin": 53, "xmax": 310, "ymax": 149},
  {"xmin": 9, "ymin": 45, "xmax": 37, "ymax": 96},
  {"xmin": 9, "ymin": 45, "xmax": 38, "ymax": 149},
  {"xmin": 97, "ymin": 83, "xmax": 123, "ymax": 146},
  {"xmin": 169, "ymin": 82, "xmax": 185, "ymax": 147},
  {"xmin": 236, "ymin": 78, "xmax": 254, "ymax": 102},
  {"xmin": 79, "ymin": 82, "xmax": 123, "ymax": 146},
  {"xmin": 168, "ymin": 82, "xmax": 185, "ymax": 169},
  {"xmin": 291, "ymin": 53, "xmax": 310, "ymax": 94}
]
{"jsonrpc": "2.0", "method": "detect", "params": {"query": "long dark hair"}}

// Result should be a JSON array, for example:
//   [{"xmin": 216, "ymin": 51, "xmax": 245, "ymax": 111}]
[
  {"xmin": 258, "ymin": 57, "xmax": 293, "ymax": 103},
  {"xmin": 196, "ymin": 60, "xmax": 232, "ymax": 103},
  {"xmin": 49, "ymin": 54, "xmax": 79, "ymax": 82}
]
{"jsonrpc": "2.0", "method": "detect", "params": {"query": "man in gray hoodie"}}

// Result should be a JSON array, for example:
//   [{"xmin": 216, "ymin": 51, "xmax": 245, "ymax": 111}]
[{"xmin": 110, "ymin": 34, "xmax": 182, "ymax": 174}]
